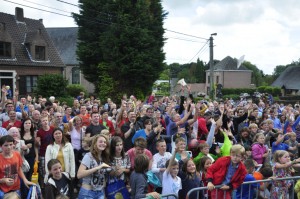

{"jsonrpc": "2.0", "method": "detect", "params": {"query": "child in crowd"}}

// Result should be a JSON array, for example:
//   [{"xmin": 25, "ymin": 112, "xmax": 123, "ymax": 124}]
[
  {"xmin": 206, "ymin": 144, "xmax": 247, "ymax": 199},
  {"xmin": 272, "ymin": 132, "xmax": 296, "ymax": 153},
  {"xmin": 44, "ymin": 159, "xmax": 74, "ymax": 199},
  {"xmin": 271, "ymin": 150, "xmax": 300, "ymax": 198},
  {"xmin": 0, "ymin": 135, "xmax": 35, "ymax": 198},
  {"xmin": 284, "ymin": 132, "xmax": 299, "ymax": 160},
  {"xmin": 249, "ymin": 123, "xmax": 259, "ymax": 138},
  {"xmin": 151, "ymin": 139, "xmax": 172, "ymax": 189},
  {"xmin": 162, "ymin": 152, "xmax": 181, "ymax": 199},
  {"xmin": 253, "ymin": 166, "xmax": 273, "ymax": 199},
  {"xmin": 130, "ymin": 154, "xmax": 160, "ymax": 199},
  {"xmin": 236, "ymin": 159, "xmax": 259, "ymax": 199},
  {"xmin": 252, "ymin": 133, "xmax": 269, "ymax": 165},
  {"xmin": 174, "ymin": 137, "xmax": 191, "ymax": 170},
  {"xmin": 198, "ymin": 156, "xmax": 212, "ymax": 198},
  {"xmin": 178, "ymin": 159, "xmax": 201, "ymax": 199},
  {"xmin": 78, "ymin": 137, "xmax": 91, "ymax": 164},
  {"xmin": 193, "ymin": 142, "xmax": 220, "ymax": 168},
  {"xmin": 77, "ymin": 134, "xmax": 111, "ymax": 199},
  {"xmin": 109, "ymin": 136, "xmax": 130, "ymax": 183}
]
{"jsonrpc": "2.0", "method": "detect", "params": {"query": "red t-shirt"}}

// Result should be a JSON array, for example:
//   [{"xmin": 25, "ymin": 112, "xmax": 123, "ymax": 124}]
[
  {"xmin": 0, "ymin": 151, "xmax": 22, "ymax": 193},
  {"xmin": 2, "ymin": 120, "xmax": 22, "ymax": 130},
  {"xmin": 37, "ymin": 126, "xmax": 55, "ymax": 157}
]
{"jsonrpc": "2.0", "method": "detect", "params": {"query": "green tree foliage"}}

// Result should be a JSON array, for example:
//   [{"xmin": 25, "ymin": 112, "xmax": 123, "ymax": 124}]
[
  {"xmin": 169, "ymin": 59, "xmax": 207, "ymax": 83},
  {"xmin": 66, "ymin": 84, "xmax": 87, "ymax": 98},
  {"xmin": 159, "ymin": 64, "xmax": 170, "ymax": 80},
  {"xmin": 35, "ymin": 74, "xmax": 68, "ymax": 97},
  {"xmin": 73, "ymin": 0, "xmax": 166, "ymax": 101},
  {"xmin": 272, "ymin": 65, "xmax": 286, "ymax": 79},
  {"xmin": 243, "ymin": 61, "xmax": 264, "ymax": 86}
]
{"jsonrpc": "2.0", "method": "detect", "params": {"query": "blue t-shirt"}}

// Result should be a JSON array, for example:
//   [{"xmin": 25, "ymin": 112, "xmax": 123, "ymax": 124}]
[
  {"xmin": 272, "ymin": 142, "xmax": 289, "ymax": 153},
  {"xmin": 236, "ymin": 174, "xmax": 259, "ymax": 199}
]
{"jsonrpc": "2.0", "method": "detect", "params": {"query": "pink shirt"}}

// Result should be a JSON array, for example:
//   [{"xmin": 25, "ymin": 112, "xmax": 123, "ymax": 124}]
[{"xmin": 127, "ymin": 148, "xmax": 152, "ymax": 170}]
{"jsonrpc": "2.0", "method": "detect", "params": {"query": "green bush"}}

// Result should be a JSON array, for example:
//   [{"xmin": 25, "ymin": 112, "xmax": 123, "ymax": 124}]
[
  {"xmin": 34, "ymin": 74, "xmax": 68, "ymax": 98},
  {"xmin": 66, "ymin": 84, "xmax": 87, "ymax": 98},
  {"xmin": 57, "ymin": 96, "xmax": 74, "ymax": 107},
  {"xmin": 222, "ymin": 88, "xmax": 256, "ymax": 95},
  {"xmin": 223, "ymin": 94, "xmax": 240, "ymax": 100}
]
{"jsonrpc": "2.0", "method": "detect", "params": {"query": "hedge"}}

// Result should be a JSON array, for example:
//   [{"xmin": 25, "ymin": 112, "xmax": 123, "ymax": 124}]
[{"xmin": 222, "ymin": 86, "xmax": 281, "ymax": 97}]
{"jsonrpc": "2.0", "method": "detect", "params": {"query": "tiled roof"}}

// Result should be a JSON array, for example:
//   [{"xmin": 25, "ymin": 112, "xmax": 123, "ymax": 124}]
[
  {"xmin": 0, "ymin": 11, "xmax": 64, "ymax": 67},
  {"xmin": 271, "ymin": 65, "xmax": 300, "ymax": 90},
  {"xmin": 46, "ymin": 27, "xmax": 79, "ymax": 65},
  {"xmin": 213, "ymin": 56, "xmax": 250, "ymax": 71}
]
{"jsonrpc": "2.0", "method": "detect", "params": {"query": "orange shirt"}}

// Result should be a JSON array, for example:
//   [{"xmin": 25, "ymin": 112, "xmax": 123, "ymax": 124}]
[
  {"xmin": 0, "ymin": 151, "xmax": 22, "ymax": 193},
  {"xmin": 80, "ymin": 113, "xmax": 90, "ymax": 127},
  {"xmin": 253, "ymin": 171, "xmax": 263, "ymax": 185}
]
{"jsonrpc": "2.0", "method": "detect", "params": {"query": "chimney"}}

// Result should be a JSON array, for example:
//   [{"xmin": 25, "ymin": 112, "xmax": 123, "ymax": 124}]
[
  {"xmin": 15, "ymin": 7, "xmax": 24, "ymax": 22},
  {"xmin": 39, "ymin": 19, "xmax": 43, "ymax": 24}
]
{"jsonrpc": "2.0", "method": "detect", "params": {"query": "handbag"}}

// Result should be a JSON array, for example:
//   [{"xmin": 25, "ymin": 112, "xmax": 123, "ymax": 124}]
[
  {"xmin": 22, "ymin": 158, "xmax": 30, "ymax": 173},
  {"xmin": 146, "ymin": 171, "xmax": 161, "ymax": 188},
  {"xmin": 105, "ymin": 177, "xmax": 130, "ymax": 199}
]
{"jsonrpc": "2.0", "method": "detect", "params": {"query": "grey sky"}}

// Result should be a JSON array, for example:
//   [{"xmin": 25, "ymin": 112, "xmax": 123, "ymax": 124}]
[{"xmin": 1, "ymin": 0, "xmax": 300, "ymax": 75}]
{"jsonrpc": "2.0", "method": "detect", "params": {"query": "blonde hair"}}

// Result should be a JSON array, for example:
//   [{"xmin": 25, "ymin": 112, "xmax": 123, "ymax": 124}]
[
  {"xmin": 273, "ymin": 150, "xmax": 289, "ymax": 163},
  {"xmin": 248, "ymin": 123, "xmax": 258, "ymax": 129},
  {"xmin": 252, "ymin": 132, "xmax": 265, "ymax": 143},
  {"xmin": 230, "ymin": 144, "xmax": 245, "ymax": 156}
]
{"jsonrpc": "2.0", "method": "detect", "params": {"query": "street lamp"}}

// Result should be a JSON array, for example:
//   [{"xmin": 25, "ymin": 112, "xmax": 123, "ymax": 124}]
[{"xmin": 209, "ymin": 33, "xmax": 217, "ymax": 100}]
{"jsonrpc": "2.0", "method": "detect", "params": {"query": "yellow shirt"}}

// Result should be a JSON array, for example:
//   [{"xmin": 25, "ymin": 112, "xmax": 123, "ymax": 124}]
[{"xmin": 56, "ymin": 149, "xmax": 65, "ymax": 171}]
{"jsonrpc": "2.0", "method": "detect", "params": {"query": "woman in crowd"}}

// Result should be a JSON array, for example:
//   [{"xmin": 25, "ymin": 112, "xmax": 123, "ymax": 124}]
[
  {"xmin": 45, "ymin": 128, "xmax": 75, "ymax": 183},
  {"xmin": 20, "ymin": 118, "xmax": 37, "ymax": 181}
]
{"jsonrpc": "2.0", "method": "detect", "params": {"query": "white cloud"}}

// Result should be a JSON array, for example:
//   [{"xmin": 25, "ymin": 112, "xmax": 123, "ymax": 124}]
[{"xmin": 1, "ymin": 0, "xmax": 299, "ymax": 75}]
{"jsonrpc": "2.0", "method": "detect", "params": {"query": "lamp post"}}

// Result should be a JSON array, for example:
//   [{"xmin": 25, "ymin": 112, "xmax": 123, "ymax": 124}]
[{"xmin": 209, "ymin": 33, "xmax": 217, "ymax": 100}]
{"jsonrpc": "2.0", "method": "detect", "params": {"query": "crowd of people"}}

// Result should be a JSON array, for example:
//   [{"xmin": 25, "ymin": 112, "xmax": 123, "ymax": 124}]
[{"xmin": 1, "ymin": 86, "xmax": 300, "ymax": 199}]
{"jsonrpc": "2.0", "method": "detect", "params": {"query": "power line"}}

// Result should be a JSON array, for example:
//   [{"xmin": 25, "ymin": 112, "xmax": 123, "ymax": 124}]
[
  {"xmin": 56, "ymin": 0, "xmax": 210, "ymax": 41},
  {"xmin": 188, "ymin": 40, "xmax": 209, "ymax": 63},
  {"xmin": 23, "ymin": 0, "xmax": 71, "ymax": 14},
  {"xmin": 165, "ymin": 29, "xmax": 208, "ymax": 40},
  {"xmin": 4, "ymin": 0, "xmax": 72, "ymax": 17},
  {"xmin": 6, "ymin": 0, "xmax": 210, "ymax": 49},
  {"xmin": 56, "ymin": 0, "xmax": 77, "ymax": 7},
  {"xmin": 165, "ymin": 36, "xmax": 207, "ymax": 43}
]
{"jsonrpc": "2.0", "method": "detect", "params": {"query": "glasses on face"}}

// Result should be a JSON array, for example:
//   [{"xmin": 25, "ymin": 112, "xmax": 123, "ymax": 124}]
[{"xmin": 57, "ymin": 116, "xmax": 63, "ymax": 118}]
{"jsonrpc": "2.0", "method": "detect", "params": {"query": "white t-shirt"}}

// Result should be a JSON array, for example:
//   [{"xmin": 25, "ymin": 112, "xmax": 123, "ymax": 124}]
[
  {"xmin": 162, "ymin": 171, "xmax": 182, "ymax": 199},
  {"xmin": 151, "ymin": 152, "xmax": 172, "ymax": 183}
]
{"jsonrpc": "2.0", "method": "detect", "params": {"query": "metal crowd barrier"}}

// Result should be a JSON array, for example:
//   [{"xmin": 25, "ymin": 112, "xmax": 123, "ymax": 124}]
[
  {"xmin": 186, "ymin": 176, "xmax": 300, "ymax": 199},
  {"xmin": 141, "ymin": 193, "xmax": 178, "ymax": 199}
]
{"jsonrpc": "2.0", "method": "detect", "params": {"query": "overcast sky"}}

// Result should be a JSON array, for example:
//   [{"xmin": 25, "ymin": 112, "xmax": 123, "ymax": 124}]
[{"xmin": 1, "ymin": 0, "xmax": 300, "ymax": 74}]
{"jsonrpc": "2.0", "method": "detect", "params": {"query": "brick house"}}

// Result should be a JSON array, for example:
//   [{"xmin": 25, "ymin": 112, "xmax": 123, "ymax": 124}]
[
  {"xmin": 46, "ymin": 27, "xmax": 95, "ymax": 94},
  {"xmin": 0, "ymin": 7, "xmax": 64, "ymax": 97},
  {"xmin": 205, "ymin": 56, "xmax": 252, "ymax": 94}
]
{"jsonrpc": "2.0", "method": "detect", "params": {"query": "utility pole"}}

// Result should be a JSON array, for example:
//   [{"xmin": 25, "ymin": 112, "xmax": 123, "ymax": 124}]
[{"xmin": 209, "ymin": 33, "xmax": 217, "ymax": 100}]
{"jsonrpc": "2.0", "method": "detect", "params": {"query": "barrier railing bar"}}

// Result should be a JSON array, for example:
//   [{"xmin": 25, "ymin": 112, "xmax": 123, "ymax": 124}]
[{"xmin": 187, "ymin": 176, "xmax": 300, "ymax": 199}]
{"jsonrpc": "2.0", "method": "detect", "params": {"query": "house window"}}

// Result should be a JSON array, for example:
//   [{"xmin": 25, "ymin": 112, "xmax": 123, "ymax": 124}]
[
  {"xmin": 207, "ymin": 76, "xmax": 210, "ymax": 83},
  {"xmin": 72, "ymin": 67, "xmax": 80, "ymax": 84},
  {"xmin": 216, "ymin": 76, "xmax": 219, "ymax": 84},
  {"xmin": 0, "ymin": 42, "xmax": 11, "ymax": 58},
  {"xmin": 35, "ymin": 46, "xmax": 45, "ymax": 60},
  {"xmin": 26, "ymin": 76, "xmax": 37, "ymax": 93}
]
